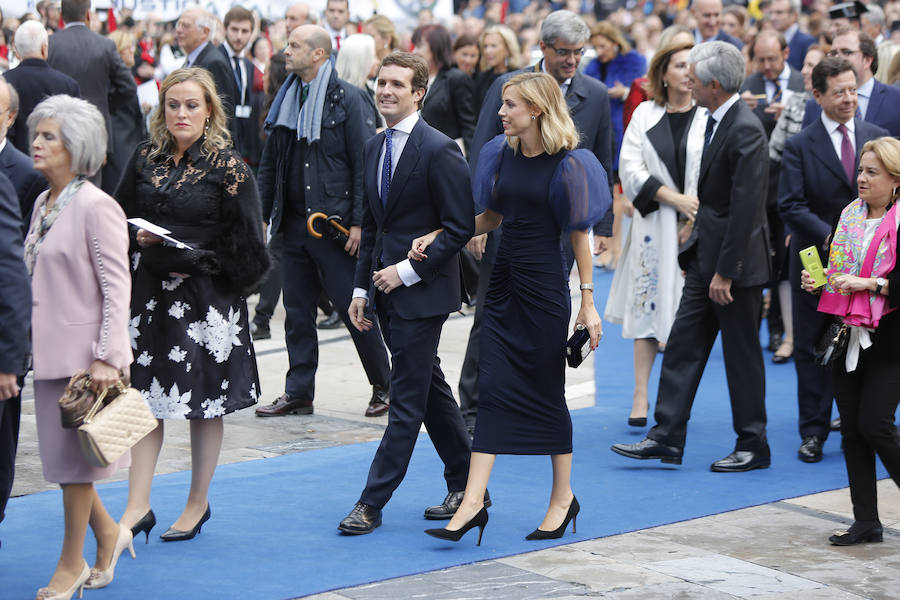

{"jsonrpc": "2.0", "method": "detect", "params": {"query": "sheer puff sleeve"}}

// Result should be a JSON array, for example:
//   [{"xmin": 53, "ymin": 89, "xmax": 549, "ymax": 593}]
[
  {"xmin": 472, "ymin": 134, "xmax": 506, "ymax": 214},
  {"xmin": 209, "ymin": 151, "xmax": 271, "ymax": 295},
  {"xmin": 549, "ymin": 149, "xmax": 611, "ymax": 232}
]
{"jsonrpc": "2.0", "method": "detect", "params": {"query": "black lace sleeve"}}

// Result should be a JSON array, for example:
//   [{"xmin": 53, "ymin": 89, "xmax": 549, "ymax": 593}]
[{"xmin": 209, "ymin": 150, "xmax": 271, "ymax": 294}]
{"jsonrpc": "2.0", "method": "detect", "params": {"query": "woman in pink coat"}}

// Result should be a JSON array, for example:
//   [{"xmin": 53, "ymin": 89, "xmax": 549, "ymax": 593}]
[{"xmin": 26, "ymin": 95, "xmax": 135, "ymax": 600}]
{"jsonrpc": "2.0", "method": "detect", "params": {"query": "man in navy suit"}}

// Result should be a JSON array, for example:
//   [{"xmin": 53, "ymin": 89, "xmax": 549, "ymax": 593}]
[
  {"xmin": 4, "ymin": 20, "xmax": 80, "ymax": 156},
  {"xmin": 339, "ymin": 52, "xmax": 475, "ymax": 535},
  {"xmin": 768, "ymin": 0, "xmax": 816, "ymax": 71},
  {"xmin": 692, "ymin": 0, "xmax": 744, "ymax": 48},
  {"xmin": 0, "ymin": 79, "xmax": 46, "ymax": 230},
  {"xmin": 779, "ymin": 57, "xmax": 888, "ymax": 463},
  {"xmin": 802, "ymin": 28, "xmax": 900, "ymax": 136},
  {"xmin": 220, "ymin": 6, "xmax": 261, "ymax": 166},
  {"xmin": 0, "ymin": 170, "xmax": 32, "ymax": 549}
]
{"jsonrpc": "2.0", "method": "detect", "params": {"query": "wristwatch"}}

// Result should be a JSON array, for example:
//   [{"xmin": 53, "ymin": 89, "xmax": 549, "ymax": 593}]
[
  {"xmin": 579, "ymin": 283, "xmax": 594, "ymax": 291},
  {"xmin": 875, "ymin": 277, "xmax": 887, "ymax": 295}
]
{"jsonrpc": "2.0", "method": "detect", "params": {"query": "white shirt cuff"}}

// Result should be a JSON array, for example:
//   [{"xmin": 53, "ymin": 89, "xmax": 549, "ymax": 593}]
[
  {"xmin": 396, "ymin": 259, "xmax": 422, "ymax": 286},
  {"xmin": 352, "ymin": 287, "xmax": 369, "ymax": 301}
]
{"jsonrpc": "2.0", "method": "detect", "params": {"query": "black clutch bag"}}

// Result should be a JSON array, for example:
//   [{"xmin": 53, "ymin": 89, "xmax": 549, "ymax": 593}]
[
  {"xmin": 566, "ymin": 327, "xmax": 593, "ymax": 368},
  {"xmin": 814, "ymin": 321, "xmax": 848, "ymax": 367}
]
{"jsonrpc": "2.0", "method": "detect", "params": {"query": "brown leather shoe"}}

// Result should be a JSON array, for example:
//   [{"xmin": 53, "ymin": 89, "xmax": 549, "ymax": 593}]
[
  {"xmin": 255, "ymin": 394, "xmax": 313, "ymax": 417},
  {"xmin": 364, "ymin": 385, "xmax": 390, "ymax": 417}
]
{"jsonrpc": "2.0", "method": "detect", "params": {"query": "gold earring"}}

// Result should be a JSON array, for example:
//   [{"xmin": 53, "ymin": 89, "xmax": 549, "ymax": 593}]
[{"xmin": 205, "ymin": 117, "xmax": 210, "ymax": 132}]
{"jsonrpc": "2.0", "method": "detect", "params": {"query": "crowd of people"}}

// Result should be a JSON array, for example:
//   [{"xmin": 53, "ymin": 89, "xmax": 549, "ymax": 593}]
[{"xmin": 0, "ymin": 0, "xmax": 899, "ymax": 596}]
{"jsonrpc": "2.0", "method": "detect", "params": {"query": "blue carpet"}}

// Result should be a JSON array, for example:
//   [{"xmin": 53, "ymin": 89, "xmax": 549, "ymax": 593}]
[{"xmin": 1, "ymin": 269, "xmax": 870, "ymax": 599}]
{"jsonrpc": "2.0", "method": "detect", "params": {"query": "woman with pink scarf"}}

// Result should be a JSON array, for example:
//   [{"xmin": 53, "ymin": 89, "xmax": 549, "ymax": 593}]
[{"xmin": 801, "ymin": 136, "xmax": 900, "ymax": 546}]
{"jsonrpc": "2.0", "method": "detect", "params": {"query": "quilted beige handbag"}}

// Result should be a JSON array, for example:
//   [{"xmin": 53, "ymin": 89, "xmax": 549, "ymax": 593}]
[{"xmin": 77, "ymin": 383, "xmax": 157, "ymax": 468}]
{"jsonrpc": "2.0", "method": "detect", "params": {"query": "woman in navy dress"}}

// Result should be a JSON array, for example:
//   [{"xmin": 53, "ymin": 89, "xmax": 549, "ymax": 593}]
[{"xmin": 414, "ymin": 72, "xmax": 609, "ymax": 544}]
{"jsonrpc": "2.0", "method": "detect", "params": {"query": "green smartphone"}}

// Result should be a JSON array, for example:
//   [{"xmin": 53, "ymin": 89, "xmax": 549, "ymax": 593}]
[{"xmin": 799, "ymin": 246, "xmax": 826, "ymax": 288}]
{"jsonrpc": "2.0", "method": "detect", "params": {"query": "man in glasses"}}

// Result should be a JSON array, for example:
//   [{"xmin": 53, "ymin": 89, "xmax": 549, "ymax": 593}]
[
  {"xmin": 454, "ymin": 10, "xmax": 613, "ymax": 459},
  {"xmin": 802, "ymin": 27, "xmax": 900, "ymax": 135}
]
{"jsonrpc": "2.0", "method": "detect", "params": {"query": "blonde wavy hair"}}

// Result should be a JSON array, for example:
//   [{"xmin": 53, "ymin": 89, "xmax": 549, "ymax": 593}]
[
  {"xmin": 502, "ymin": 72, "xmax": 579, "ymax": 156},
  {"xmin": 860, "ymin": 137, "xmax": 900, "ymax": 201},
  {"xmin": 148, "ymin": 68, "xmax": 231, "ymax": 160}
]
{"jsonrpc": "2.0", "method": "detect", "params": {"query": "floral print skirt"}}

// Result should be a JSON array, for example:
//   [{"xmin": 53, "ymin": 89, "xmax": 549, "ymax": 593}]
[{"xmin": 129, "ymin": 261, "xmax": 260, "ymax": 420}]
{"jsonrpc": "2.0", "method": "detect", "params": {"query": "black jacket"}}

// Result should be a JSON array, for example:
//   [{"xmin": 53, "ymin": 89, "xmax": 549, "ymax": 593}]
[
  {"xmin": 420, "ymin": 67, "xmax": 475, "ymax": 156},
  {"xmin": 257, "ymin": 70, "xmax": 374, "ymax": 233}
]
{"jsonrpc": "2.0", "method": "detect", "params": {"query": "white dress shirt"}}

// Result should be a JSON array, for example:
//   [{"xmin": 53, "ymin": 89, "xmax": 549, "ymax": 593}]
[
  {"xmin": 821, "ymin": 111, "xmax": 856, "ymax": 163},
  {"xmin": 708, "ymin": 93, "xmax": 741, "ymax": 140},
  {"xmin": 223, "ymin": 41, "xmax": 248, "ymax": 105},
  {"xmin": 352, "ymin": 111, "xmax": 422, "ymax": 301},
  {"xmin": 765, "ymin": 63, "xmax": 795, "ymax": 106}
]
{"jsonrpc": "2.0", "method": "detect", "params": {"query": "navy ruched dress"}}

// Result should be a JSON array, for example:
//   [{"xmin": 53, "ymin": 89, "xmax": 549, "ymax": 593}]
[{"xmin": 471, "ymin": 136, "xmax": 610, "ymax": 455}]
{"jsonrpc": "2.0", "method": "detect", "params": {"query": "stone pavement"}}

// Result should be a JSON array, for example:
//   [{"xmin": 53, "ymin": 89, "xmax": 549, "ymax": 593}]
[{"xmin": 11, "ymin": 281, "xmax": 900, "ymax": 600}]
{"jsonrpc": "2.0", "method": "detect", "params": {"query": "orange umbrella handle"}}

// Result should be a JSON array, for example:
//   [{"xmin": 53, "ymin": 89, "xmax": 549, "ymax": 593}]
[{"xmin": 306, "ymin": 212, "xmax": 328, "ymax": 239}]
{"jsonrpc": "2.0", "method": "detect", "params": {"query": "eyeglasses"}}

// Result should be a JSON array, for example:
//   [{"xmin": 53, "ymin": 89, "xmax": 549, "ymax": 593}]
[
  {"xmin": 827, "ymin": 48, "xmax": 860, "ymax": 58},
  {"xmin": 547, "ymin": 44, "xmax": 587, "ymax": 59}
]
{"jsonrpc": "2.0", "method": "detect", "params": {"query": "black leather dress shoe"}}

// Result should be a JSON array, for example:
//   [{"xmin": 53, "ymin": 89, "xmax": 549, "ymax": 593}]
[
  {"xmin": 255, "ymin": 394, "xmax": 313, "ymax": 416},
  {"xmin": 338, "ymin": 502, "xmax": 382, "ymax": 535},
  {"xmin": 829, "ymin": 520, "xmax": 883, "ymax": 545},
  {"xmin": 249, "ymin": 321, "xmax": 271, "ymax": 340},
  {"xmin": 610, "ymin": 437, "xmax": 683, "ymax": 464},
  {"xmin": 798, "ymin": 436, "xmax": 823, "ymax": 463},
  {"xmin": 830, "ymin": 418, "xmax": 841, "ymax": 431},
  {"xmin": 424, "ymin": 490, "xmax": 492, "ymax": 520},
  {"xmin": 317, "ymin": 310, "xmax": 343, "ymax": 330},
  {"xmin": 710, "ymin": 450, "xmax": 770, "ymax": 472},
  {"xmin": 364, "ymin": 385, "xmax": 390, "ymax": 417}
]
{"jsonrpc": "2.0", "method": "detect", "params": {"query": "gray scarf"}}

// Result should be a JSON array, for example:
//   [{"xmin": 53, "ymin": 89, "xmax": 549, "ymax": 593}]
[{"xmin": 275, "ymin": 60, "xmax": 333, "ymax": 143}]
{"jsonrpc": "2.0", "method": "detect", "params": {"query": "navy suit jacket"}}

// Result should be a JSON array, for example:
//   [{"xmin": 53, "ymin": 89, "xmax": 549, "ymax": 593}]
[
  {"xmin": 354, "ymin": 118, "xmax": 475, "ymax": 321},
  {"xmin": 778, "ymin": 117, "xmax": 888, "ymax": 252},
  {"xmin": 3, "ymin": 58, "xmax": 80, "ymax": 155},
  {"xmin": 802, "ymin": 78, "xmax": 900, "ymax": 136},
  {"xmin": 0, "ymin": 142, "xmax": 46, "ymax": 231},
  {"xmin": 469, "ymin": 62, "xmax": 614, "ymax": 235},
  {"xmin": 787, "ymin": 30, "xmax": 816, "ymax": 71},
  {"xmin": 0, "ymin": 171, "xmax": 31, "ymax": 375},
  {"xmin": 194, "ymin": 42, "xmax": 237, "ymax": 130},
  {"xmin": 713, "ymin": 29, "xmax": 744, "ymax": 49},
  {"xmin": 218, "ymin": 47, "xmax": 261, "ymax": 164}
]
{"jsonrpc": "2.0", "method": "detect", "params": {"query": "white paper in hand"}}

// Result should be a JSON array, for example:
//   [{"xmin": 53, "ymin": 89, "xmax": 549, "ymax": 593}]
[{"xmin": 127, "ymin": 218, "xmax": 194, "ymax": 250}]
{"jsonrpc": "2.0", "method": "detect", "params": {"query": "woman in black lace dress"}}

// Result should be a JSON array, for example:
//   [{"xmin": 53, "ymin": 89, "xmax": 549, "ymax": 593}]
[{"xmin": 115, "ymin": 68, "xmax": 269, "ymax": 542}]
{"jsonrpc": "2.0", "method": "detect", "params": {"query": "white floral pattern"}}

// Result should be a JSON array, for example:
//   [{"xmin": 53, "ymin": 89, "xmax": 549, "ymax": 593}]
[
  {"xmin": 162, "ymin": 276, "xmax": 184, "ymax": 291},
  {"xmin": 221, "ymin": 379, "xmax": 229, "ymax": 390},
  {"xmin": 168, "ymin": 301, "xmax": 191, "ymax": 319},
  {"xmin": 129, "ymin": 315, "xmax": 141, "ymax": 350},
  {"xmin": 143, "ymin": 378, "xmax": 192, "ymax": 419},
  {"xmin": 201, "ymin": 395, "xmax": 227, "ymax": 418},
  {"xmin": 187, "ymin": 306, "xmax": 243, "ymax": 363},
  {"xmin": 168, "ymin": 346, "xmax": 187, "ymax": 363},
  {"xmin": 136, "ymin": 350, "xmax": 153, "ymax": 367},
  {"xmin": 145, "ymin": 298, "xmax": 157, "ymax": 311}
]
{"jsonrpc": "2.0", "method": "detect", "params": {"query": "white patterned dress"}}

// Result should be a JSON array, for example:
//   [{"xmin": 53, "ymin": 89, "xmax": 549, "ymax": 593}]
[{"xmin": 117, "ymin": 141, "xmax": 267, "ymax": 419}]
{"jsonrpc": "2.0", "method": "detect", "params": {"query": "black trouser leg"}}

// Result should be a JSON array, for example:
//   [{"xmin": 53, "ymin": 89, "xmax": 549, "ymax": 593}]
[
  {"xmin": 0, "ymin": 391, "xmax": 21, "ymax": 524},
  {"xmin": 254, "ymin": 232, "xmax": 284, "ymax": 327}
]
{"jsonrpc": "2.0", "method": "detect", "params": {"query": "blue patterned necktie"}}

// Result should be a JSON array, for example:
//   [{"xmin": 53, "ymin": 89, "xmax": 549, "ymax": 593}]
[
  {"xmin": 381, "ymin": 128, "xmax": 393, "ymax": 207},
  {"xmin": 703, "ymin": 116, "xmax": 716, "ymax": 157}
]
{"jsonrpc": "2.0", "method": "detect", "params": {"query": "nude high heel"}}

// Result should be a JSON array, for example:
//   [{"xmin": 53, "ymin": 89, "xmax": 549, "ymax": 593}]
[
  {"xmin": 35, "ymin": 560, "xmax": 90, "ymax": 600},
  {"xmin": 84, "ymin": 523, "xmax": 136, "ymax": 589}
]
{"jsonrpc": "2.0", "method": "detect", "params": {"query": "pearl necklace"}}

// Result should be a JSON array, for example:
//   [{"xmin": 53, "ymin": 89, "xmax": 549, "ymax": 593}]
[{"xmin": 666, "ymin": 99, "xmax": 694, "ymax": 112}]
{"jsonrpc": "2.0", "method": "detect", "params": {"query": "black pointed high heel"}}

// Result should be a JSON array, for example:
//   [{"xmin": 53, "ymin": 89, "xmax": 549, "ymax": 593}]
[
  {"xmin": 160, "ymin": 505, "xmax": 211, "ymax": 542},
  {"xmin": 130, "ymin": 510, "xmax": 156, "ymax": 544},
  {"xmin": 424, "ymin": 506, "xmax": 488, "ymax": 546},
  {"xmin": 526, "ymin": 496, "xmax": 580, "ymax": 540}
]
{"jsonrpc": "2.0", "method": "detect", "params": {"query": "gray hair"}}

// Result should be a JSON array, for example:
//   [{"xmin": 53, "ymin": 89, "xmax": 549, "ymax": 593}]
[
  {"xmin": 335, "ymin": 33, "xmax": 375, "ymax": 89},
  {"xmin": 540, "ymin": 10, "xmax": 590, "ymax": 46},
  {"xmin": 863, "ymin": 4, "xmax": 886, "ymax": 27},
  {"xmin": 14, "ymin": 20, "xmax": 48, "ymax": 58},
  {"xmin": 689, "ymin": 41, "xmax": 745, "ymax": 93},
  {"xmin": 27, "ymin": 95, "xmax": 107, "ymax": 177},
  {"xmin": 0, "ymin": 76, "xmax": 19, "ymax": 114},
  {"xmin": 192, "ymin": 9, "xmax": 217, "ymax": 40}
]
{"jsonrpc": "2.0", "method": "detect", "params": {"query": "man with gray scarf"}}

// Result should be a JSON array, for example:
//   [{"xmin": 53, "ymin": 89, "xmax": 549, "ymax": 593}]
[{"xmin": 255, "ymin": 25, "xmax": 392, "ymax": 418}]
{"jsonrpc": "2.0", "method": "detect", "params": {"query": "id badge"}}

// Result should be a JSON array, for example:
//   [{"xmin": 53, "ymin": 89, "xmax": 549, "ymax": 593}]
[{"xmin": 236, "ymin": 105, "xmax": 251, "ymax": 118}]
